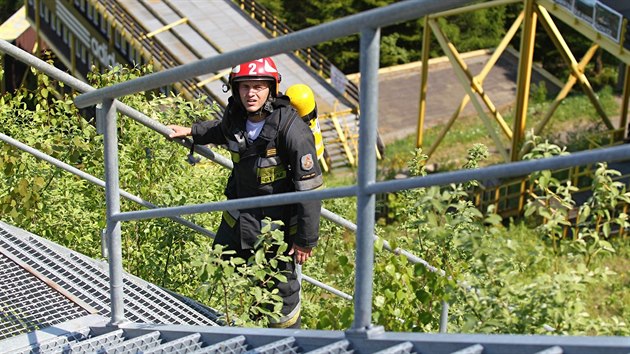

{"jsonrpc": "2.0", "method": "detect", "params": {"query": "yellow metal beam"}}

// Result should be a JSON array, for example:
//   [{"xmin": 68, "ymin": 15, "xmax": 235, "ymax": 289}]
[
  {"xmin": 330, "ymin": 115, "xmax": 356, "ymax": 166},
  {"xmin": 479, "ymin": 11, "xmax": 525, "ymax": 80},
  {"xmin": 533, "ymin": 44, "xmax": 598, "ymax": 136},
  {"xmin": 448, "ymin": 41, "xmax": 513, "ymax": 140},
  {"xmin": 34, "ymin": 0, "xmax": 41, "ymax": 58},
  {"xmin": 429, "ymin": 18, "xmax": 510, "ymax": 162},
  {"xmin": 426, "ymin": 11, "xmax": 524, "ymax": 158},
  {"xmin": 0, "ymin": 53, "xmax": 4, "ymax": 93},
  {"xmin": 141, "ymin": 18, "xmax": 188, "ymax": 39},
  {"xmin": 537, "ymin": 0, "xmax": 630, "ymax": 65},
  {"xmin": 536, "ymin": 5, "xmax": 614, "ymax": 130},
  {"xmin": 320, "ymin": 156, "xmax": 329, "ymax": 173},
  {"xmin": 416, "ymin": 16, "xmax": 431, "ymax": 148},
  {"xmin": 512, "ymin": 0, "xmax": 537, "ymax": 161}
]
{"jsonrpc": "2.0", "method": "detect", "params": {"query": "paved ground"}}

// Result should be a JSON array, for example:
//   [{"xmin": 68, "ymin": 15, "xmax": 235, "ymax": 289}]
[{"xmin": 366, "ymin": 49, "xmax": 560, "ymax": 144}]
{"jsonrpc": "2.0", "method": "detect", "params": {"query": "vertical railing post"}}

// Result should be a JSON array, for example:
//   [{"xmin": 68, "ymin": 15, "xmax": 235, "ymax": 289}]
[
  {"xmin": 102, "ymin": 98, "xmax": 125, "ymax": 324},
  {"xmin": 352, "ymin": 26, "xmax": 380, "ymax": 331},
  {"xmin": 439, "ymin": 300, "xmax": 449, "ymax": 333}
]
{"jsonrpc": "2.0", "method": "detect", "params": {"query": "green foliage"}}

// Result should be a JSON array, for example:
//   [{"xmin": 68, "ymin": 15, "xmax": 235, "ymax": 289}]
[
  {"xmin": 0, "ymin": 0, "xmax": 21, "ymax": 23},
  {"xmin": 522, "ymin": 136, "xmax": 574, "ymax": 252},
  {"xmin": 302, "ymin": 196, "xmax": 357, "ymax": 329},
  {"xmin": 522, "ymin": 135, "xmax": 628, "ymax": 266},
  {"xmin": 571, "ymin": 163, "xmax": 629, "ymax": 267},
  {"xmin": 530, "ymin": 81, "xmax": 549, "ymax": 105},
  {"xmin": 460, "ymin": 223, "xmax": 627, "ymax": 335},
  {"xmin": 0, "ymin": 64, "xmax": 226, "ymax": 291},
  {"xmin": 2, "ymin": 65, "xmax": 629, "ymax": 336},
  {"xmin": 193, "ymin": 218, "xmax": 291, "ymax": 327}
]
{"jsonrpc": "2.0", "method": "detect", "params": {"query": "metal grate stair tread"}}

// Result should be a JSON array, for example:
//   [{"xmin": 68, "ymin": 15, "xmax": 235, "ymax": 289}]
[
  {"xmin": 141, "ymin": 332, "xmax": 204, "ymax": 354},
  {"xmin": 373, "ymin": 341, "xmax": 414, "ymax": 354},
  {"xmin": 104, "ymin": 330, "xmax": 162, "ymax": 354},
  {"xmin": 66, "ymin": 328, "xmax": 125, "ymax": 353},
  {"xmin": 0, "ymin": 223, "xmax": 220, "ymax": 328},
  {"xmin": 189, "ymin": 335, "xmax": 248, "ymax": 354},
  {"xmin": 303, "ymin": 339, "xmax": 353, "ymax": 354},
  {"xmin": 244, "ymin": 336, "xmax": 299, "ymax": 354}
]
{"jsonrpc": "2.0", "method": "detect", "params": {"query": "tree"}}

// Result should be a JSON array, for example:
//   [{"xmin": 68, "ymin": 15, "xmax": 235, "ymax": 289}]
[
  {"xmin": 258, "ymin": 0, "xmax": 510, "ymax": 73},
  {"xmin": 0, "ymin": 0, "xmax": 22, "ymax": 24}
]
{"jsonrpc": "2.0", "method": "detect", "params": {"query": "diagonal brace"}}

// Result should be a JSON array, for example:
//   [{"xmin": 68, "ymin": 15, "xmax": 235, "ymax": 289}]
[
  {"xmin": 536, "ymin": 5, "xmax": 614, "ymax": 130},
  {"xmin": 429, "ymin": 18, "xmax": 510, "ymax": 161}
]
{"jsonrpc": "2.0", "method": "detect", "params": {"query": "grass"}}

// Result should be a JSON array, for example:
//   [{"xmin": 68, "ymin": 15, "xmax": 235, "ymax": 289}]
[
  {"xmin": 585, "ymin": 238, "xmax": 630, "ymax": 326},
  {"xmin": 376, "ymin": 86, "xmax": 622, "ymax": 175},
  {"xmin": 322, "ymin": 87, "xmax": 630, "ymax": 331}
]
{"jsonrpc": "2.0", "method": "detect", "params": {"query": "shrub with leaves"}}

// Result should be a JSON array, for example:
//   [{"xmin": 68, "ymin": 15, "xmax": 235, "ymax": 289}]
[
  {"xmin": 2, "ymin": 64, "xmax": 628, "ymax": 335},
  {"xmin": 193, "ymin": 218, "xmax": 292, "ymax": 327},
  {"xmin": 0, "ymin": 64, "xmax": 227, "ymax": 293}
]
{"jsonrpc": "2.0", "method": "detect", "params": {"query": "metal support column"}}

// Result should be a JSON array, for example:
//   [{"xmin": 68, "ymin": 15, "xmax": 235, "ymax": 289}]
[
  {"xmin": 0, "ymin": 53, "xmax": 4, "ymax": 94},
  {"xmin": 416, "ymin": 16, "xmax": 431, "ymax": 148},
  {"xmin": 34, "ymin": 0, "xmax": 40, "ymax": 58},
  {"xmin": 352, "ymin": 27, "xmax": 380, "ymax": 331},
  {"xmin": 102, "ymin": 99, "xmax": 126, "ymax": 325},
  {"xmin": 512, "ymin": 0, "xmax": 537, "ymax": 161}
]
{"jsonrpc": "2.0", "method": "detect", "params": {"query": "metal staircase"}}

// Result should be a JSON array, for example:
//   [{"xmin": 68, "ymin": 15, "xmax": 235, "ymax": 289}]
[{"xmin": 0, "ymin": 221, "xmax": 220, "ymax": 343}]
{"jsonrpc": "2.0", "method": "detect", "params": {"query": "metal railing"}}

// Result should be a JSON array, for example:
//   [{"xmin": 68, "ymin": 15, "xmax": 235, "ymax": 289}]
[
  {"xmin": 69, "ymin": 0, "xmax": 630, "ymax": 334},
  {"xmin": 0, "ymin": 32, "xmax": 455, "ymax": 320},
  {"xmin": 0, "ymin": 34, "xmax": 453, "ymax": 319},
  {"xmin": 0, "ymin": 38, "xmax": 357, "ymax": 301},
  {"xmin": 4, "ymin": 2, "xmax": 630, "ymax": 348}
]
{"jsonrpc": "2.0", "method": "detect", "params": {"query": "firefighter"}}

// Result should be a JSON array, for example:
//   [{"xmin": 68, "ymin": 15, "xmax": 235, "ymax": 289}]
[{"xmin": 167, "ymin": 57, "xmax": 323, "ymax": 329}]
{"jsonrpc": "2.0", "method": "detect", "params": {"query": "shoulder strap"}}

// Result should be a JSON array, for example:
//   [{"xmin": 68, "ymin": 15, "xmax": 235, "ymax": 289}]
[
  {"xmin": 276, "ymin": 108, "xmax": 299, "ymax": 163},
  {"xmin": 279, "ymin": 109, "xmax": 298, "ymax": 138}
]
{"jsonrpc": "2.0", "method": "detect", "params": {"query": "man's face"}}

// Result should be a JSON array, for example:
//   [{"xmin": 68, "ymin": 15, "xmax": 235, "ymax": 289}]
[{"xmin": 238, "ymin": 80, "xmax": 271, "ymax": 113}]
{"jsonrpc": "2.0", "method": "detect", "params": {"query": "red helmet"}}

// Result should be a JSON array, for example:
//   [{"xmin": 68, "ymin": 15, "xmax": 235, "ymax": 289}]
[{"xmin": 229, "ymin": 57, "xmax": 281, "ymax": 95}]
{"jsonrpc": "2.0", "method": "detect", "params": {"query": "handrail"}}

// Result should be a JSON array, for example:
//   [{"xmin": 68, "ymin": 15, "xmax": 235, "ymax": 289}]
[
  {"xmin": 70, "ymin": 0, "xmax": 630, "ymax": 331},
  {"xmin": 0, "ymin": 35, "xmax": 437, "ymax": 302},
  {"xmin": 0, "ymin": 38, "xmax": 353, "ymax": 301},
  {"xmin": 4, "ymin": 14, "xmax": 446, "ymax": 280},
  {"xmin": 0, "ymin": 133, "xmax": 215, "ymax": 238},
  {"xmin": 10, "ymin": 0, "xmax": 477, "ymax": 329},
  {"xmin": 13, "ymin": 0, "xmax": 630, "ymax": 337}
]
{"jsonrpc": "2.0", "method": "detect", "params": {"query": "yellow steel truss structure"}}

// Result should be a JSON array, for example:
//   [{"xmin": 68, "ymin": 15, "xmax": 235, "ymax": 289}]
[{"xmin": 417, "ymin": 0, "xmax": 630, "ymax": 162}]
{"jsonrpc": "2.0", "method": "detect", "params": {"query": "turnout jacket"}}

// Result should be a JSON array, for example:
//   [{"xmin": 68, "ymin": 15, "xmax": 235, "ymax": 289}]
[{"xmin": 191, "ymin": 96, "xmax": 323, "ymax": 250}]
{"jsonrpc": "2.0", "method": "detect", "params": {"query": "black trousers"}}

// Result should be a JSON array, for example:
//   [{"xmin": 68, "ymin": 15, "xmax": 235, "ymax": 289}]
[{"xmin": 214, "ymin": 222, "xmax": 301, "ymax": 328}]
